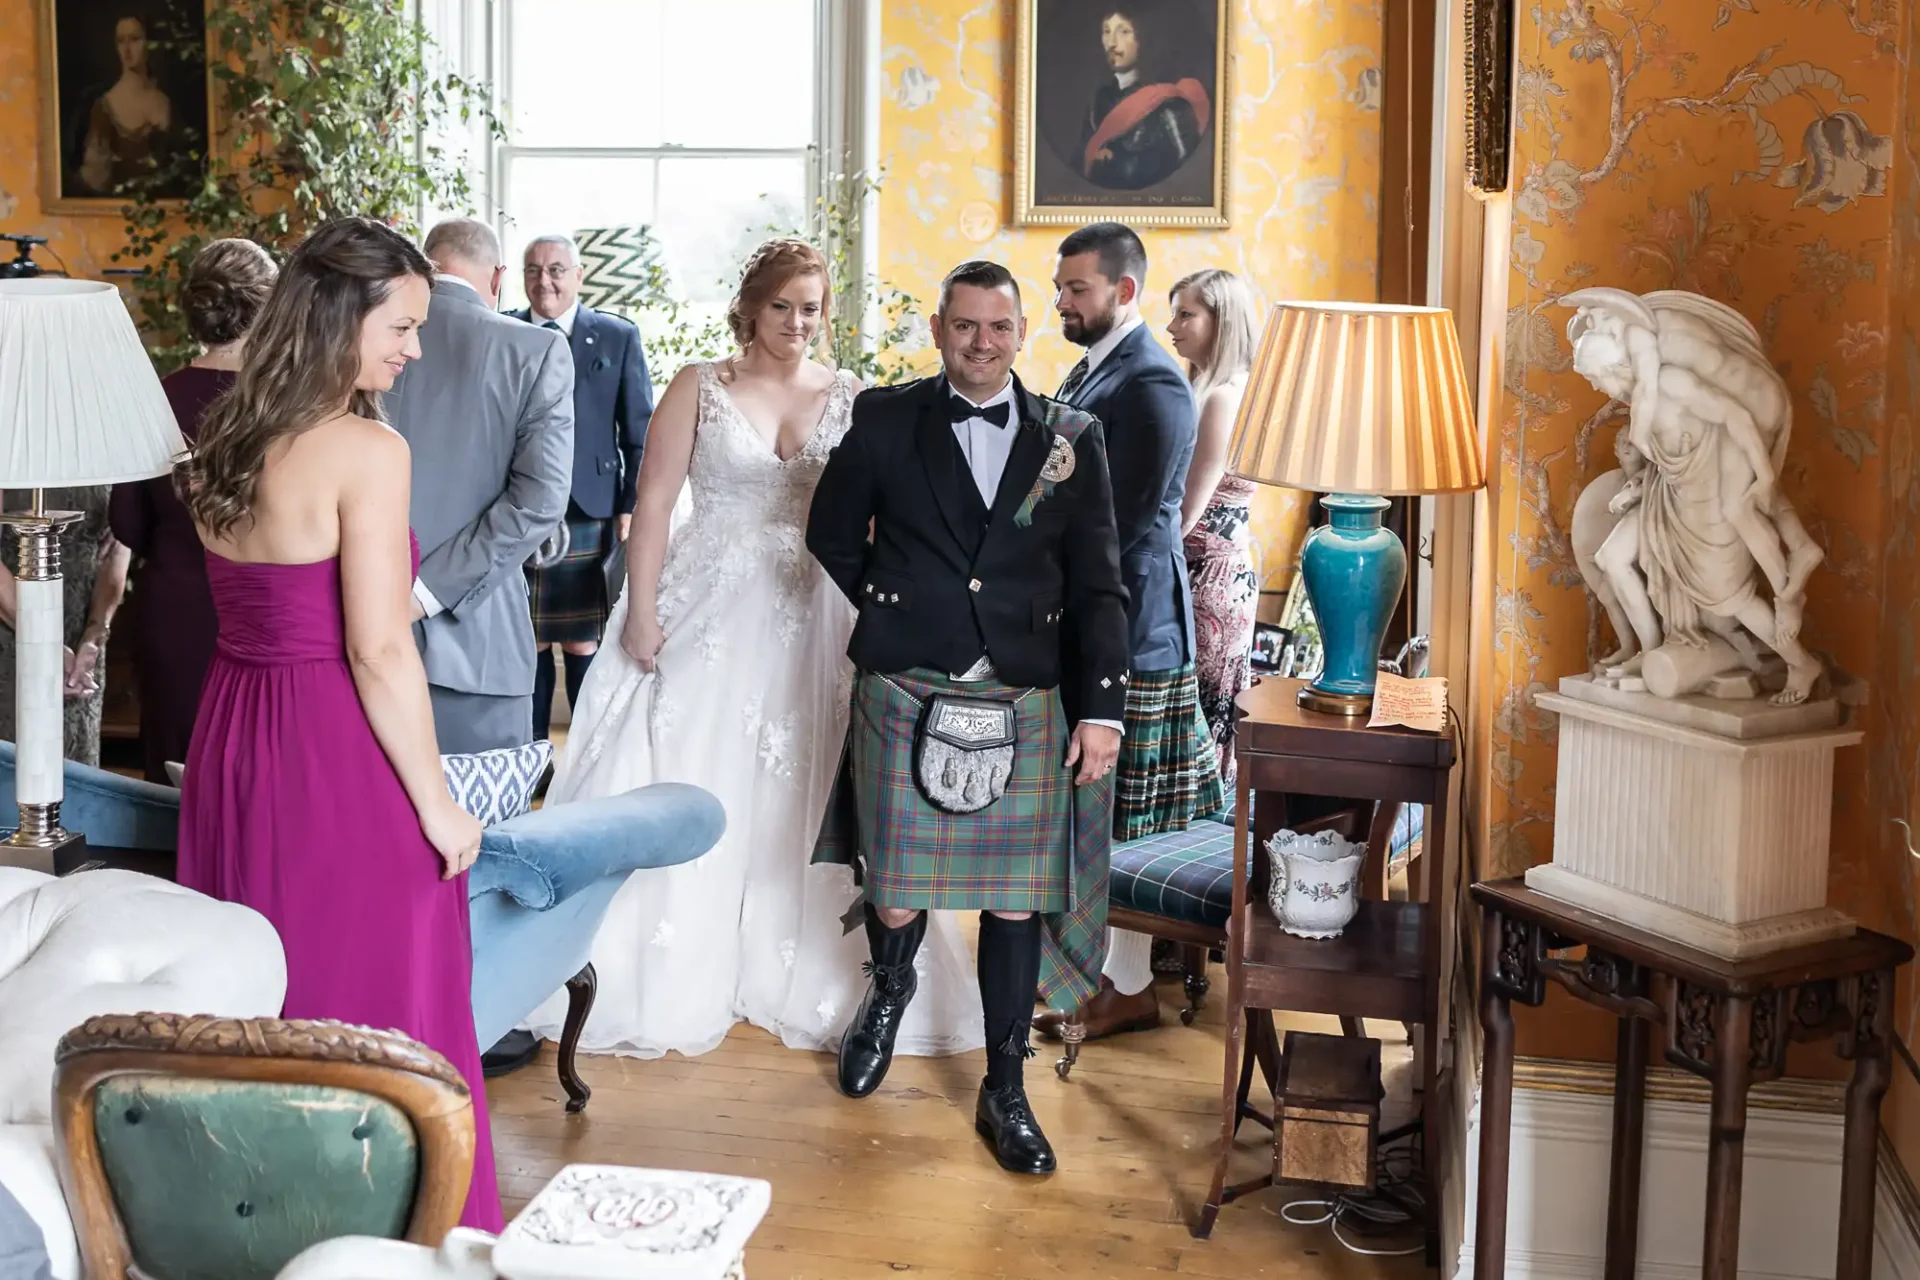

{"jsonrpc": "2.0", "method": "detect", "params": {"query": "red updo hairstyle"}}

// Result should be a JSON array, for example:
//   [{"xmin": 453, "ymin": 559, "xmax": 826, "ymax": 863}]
[{"xmin": 726, "ymin": 237, "xmax": 832, "ymax": 351}]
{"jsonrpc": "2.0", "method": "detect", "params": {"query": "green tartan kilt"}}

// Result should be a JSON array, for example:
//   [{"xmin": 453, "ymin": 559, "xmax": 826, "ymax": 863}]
[{"xmin": 814, "ymin": 667, "xmax": 1114, "ymax": 1012}]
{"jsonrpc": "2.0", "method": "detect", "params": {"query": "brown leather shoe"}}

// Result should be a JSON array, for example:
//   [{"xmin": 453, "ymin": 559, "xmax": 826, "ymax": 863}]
[{"xmin": 1033, "ymin": 977, "xmax": 1161, "ymax": 1042}]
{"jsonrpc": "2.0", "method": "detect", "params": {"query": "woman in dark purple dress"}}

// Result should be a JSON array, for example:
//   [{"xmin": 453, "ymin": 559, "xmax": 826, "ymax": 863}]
[
  {"xmin": 176, "ymin": 217, "xmax": 499, "ymax": 1231},
  {"xmin": 109, "ymin": 239, "xmax": 278, "ymax": 781}
]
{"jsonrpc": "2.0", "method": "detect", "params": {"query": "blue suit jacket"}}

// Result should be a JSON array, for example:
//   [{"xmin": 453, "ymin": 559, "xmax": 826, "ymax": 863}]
[
  {"xmin": 1061, "ymin": 323, "xmax": 1198, "ymax": 671},
  {"xmin": 510, "ymin": 304, "xmax": 654, "ymax": 518}
]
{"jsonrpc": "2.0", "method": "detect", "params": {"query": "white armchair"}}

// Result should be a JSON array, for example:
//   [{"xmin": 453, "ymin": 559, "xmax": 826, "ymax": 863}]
[{"xmin": 0, "ymin": 867, "xmax": 285, "ymax": 1279}]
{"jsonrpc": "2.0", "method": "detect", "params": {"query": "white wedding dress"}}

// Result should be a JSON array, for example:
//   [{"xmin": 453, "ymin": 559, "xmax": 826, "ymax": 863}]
[{"xmin": 525, "ymin": 361, "xmax": 985, "ymax": 1059}]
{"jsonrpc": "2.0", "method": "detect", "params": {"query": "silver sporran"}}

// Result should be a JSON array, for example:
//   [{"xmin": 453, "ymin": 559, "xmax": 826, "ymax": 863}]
[{"xmin": 914, "ymin": 694, "xmax": 1017, "ymax": 814}]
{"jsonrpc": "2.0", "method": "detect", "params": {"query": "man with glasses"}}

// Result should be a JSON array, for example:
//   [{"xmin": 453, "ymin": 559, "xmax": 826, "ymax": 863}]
[{"xmin": 510, "ymin": 234, "xmax": 656, "ymax": 739}]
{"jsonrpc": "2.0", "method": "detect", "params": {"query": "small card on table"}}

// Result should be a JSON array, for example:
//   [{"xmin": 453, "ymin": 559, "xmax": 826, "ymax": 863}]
[{"xmin": 1367, "ymin": 672, "xmax": 1449, "ymax": 733}]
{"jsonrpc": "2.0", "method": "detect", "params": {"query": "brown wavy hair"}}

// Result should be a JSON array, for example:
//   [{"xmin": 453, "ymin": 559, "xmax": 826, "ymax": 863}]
[
  {"xmin": 181, "ymin": 239, "xmax": 279, "ymax": 347},
  {"xmin": 726, "ymin": 238, "xmax": 831, "ymax": 350},
  {"xmin": 179, "ymin": 217, "xmax": 433, "ymax": 539}
]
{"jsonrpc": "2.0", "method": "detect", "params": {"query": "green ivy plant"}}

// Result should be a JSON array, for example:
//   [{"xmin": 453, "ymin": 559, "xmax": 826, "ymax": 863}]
[{"xmin": 114, "ymin": 0, "xmax": 499, "ymax": 370}]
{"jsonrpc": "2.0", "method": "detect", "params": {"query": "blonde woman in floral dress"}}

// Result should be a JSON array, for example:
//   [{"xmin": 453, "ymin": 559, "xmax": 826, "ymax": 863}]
[{"xmin": 1167, "ymin": 268, "xmax": 1261, "ymax": 792}]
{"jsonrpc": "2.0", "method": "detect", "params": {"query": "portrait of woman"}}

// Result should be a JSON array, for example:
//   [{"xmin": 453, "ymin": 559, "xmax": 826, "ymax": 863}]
[
  {"xmin": 1016, "ymin": 0, "xmax": 1230, "ymax": 227},
  {"xmin": 40, "ymin": 0, "xmax": 209, "ymax": 210}
]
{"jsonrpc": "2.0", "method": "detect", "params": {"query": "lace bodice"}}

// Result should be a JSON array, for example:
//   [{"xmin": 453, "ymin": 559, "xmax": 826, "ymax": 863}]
[{"xmin": 655, "ymin": 361, "xmax": 857, "ymax": 628}]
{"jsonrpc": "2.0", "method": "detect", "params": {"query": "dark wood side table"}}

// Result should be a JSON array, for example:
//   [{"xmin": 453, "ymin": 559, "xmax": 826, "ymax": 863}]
[
  {"xmin": 1199, "ymin": 677, "xmax": 1457, "ymax": 1260},
  {"xmin": 1471, "ymin": 879, "xmax": 1913, "ymax": 1280}
]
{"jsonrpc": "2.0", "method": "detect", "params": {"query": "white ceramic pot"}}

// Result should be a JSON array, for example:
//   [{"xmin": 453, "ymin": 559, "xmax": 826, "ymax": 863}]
[{"xmin": 1266, "ymin": 828, "xmax": 1365, "ymax": 939}]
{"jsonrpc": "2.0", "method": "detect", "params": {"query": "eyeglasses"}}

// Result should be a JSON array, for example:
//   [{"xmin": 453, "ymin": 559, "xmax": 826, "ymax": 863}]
[{"xmin": 523, "ymin": 265, "xmax": 577, "ymax": 281}]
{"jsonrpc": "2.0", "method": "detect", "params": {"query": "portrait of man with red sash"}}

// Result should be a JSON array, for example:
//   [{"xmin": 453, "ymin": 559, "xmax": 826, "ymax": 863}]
[{"xmin": 1079, "ymin": 6, "xmax": 1211, "ymax": 191}]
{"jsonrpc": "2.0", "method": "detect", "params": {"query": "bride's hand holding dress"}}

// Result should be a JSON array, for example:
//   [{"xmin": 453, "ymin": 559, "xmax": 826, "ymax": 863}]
[{"xmin": 530, "ymin": 353, "xmax": 986, "ymax": 1061}]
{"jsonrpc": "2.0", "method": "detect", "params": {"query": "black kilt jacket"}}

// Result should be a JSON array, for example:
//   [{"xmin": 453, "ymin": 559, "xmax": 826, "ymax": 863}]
[{"xmin": 804, "ymin": 372, "xmax": 1131, "ymax": 725}]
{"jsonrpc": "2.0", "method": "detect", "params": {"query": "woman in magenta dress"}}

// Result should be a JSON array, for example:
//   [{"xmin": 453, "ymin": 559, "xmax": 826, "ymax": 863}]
[{"xmin": 175, "ymin": 216, "xmax": 500, "ymax": 1231}]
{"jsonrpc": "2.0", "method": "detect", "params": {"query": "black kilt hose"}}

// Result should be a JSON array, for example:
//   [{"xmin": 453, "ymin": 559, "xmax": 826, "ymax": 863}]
[
  {"xmin": 814, "ymin": 668, "xmax": 1115, "ymax": 1014},
  {"xmin": 527, "ymin": 509, "xmax": 613, "ymax": 645}
]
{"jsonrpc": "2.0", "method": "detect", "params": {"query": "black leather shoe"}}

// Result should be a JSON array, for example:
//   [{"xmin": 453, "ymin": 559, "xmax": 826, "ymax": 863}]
[
  {"xmin": 837, "ymin": 958, "xmax": 919, "ymax": 1097},
  {"xmin": 481, "ymin": 1028, "xmax": 541, "ymax": 1078},
  {"xmin": 975, "ymin": 1082, "xmax": 1057, "ymax": 1174}
]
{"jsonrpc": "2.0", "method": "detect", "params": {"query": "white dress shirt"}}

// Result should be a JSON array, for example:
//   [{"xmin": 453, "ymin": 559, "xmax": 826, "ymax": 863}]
[
  {"xmin": 536, "ymin": 300, "xmax": 581, "ymax": 337},
  {"xmin": 947, "ymin": 379, "xmax": 1123, "ymax": 733},
  {"xmin": 1083, "ymin": 313, "xmax": 1143, "ymax": 379},
  {"xmin": 949, "ymin": 379, "xmax": 1019, "ymax": 504}
]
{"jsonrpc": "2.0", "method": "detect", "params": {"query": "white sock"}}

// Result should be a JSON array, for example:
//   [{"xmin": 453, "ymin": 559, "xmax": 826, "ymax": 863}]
[{"xmin": 1103, "ymin": 928, "xmax": 1155, "ymax": 996}]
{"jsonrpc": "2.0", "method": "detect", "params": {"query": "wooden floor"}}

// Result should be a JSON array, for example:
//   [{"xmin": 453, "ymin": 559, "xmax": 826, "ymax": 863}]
[{"xmin": 488, "ymin": 971, "xmax": 1431, "ymax": 1279}]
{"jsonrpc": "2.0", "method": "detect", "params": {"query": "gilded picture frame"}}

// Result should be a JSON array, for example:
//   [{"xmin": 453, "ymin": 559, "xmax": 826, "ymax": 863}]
[
  {"xmin": 1463, "ymin": 0, "xmax": 1516, "ymax": 194},
  {"xmin": 1014, "ymin": 0, "xmax": 1233, "ymax": 229},
  {"xmin": 37, "ymin": 0, "xmax": 214, "ymax": 215}
]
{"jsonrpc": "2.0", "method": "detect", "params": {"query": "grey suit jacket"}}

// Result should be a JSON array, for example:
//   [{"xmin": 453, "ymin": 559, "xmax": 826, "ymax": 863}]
[{"xmin": 384, "ymin": 279, "xmax": 574, "ymax": 698}]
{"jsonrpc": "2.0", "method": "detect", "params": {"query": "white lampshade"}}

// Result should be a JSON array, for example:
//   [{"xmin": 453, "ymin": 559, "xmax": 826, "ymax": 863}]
[{"xmin": 0, "ymin": 279, "xmax": 183, "ymax": 488}]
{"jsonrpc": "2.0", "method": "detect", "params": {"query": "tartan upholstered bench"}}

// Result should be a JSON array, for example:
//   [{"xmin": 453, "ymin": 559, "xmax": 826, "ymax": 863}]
[
  {"xmin": 1058, "ymin": 800, "xmax": 1424, "ymax": 1082},
  {"xmin": 1109, "ymin": 816, "xmax": 1239, "ymax": 1026}
]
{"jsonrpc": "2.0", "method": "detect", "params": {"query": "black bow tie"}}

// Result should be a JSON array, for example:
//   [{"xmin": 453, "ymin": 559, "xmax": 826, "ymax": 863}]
[{"xmin": 949, "ymin": 397, "xmax": 1011, "ymax": 428}]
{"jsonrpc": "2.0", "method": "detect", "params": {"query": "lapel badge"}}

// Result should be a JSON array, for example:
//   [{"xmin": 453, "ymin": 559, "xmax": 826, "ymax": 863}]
[{"xmin": 1041, "ymin": 434, "xmax": 1076, "ymax": 483}]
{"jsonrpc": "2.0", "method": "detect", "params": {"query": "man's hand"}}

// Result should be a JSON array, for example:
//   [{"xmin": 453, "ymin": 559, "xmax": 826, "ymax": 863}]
[
  {"xmin": 617, "ymin": 514, "xmax": 632, "ymax": 542},
  {"xmin": 1064, "ymin": 722, "xmax": 1122, "ymax": 787}
]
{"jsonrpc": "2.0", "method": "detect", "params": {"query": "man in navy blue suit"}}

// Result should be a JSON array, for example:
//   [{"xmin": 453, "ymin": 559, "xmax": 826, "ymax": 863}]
[
  {"xmin": 511, "ymin": 234, "xmax": 655, "ymax": 739},
  {"xmin": 1033, "ymin": 221, "xmax": 1225, "ymax": 1044}
]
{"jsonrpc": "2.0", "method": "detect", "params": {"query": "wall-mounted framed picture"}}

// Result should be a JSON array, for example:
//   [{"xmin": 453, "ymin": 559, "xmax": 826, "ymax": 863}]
[
  {"xmin": 1013, "ymin": 0, "xmax": 1232, "ymax": 228},
  {"xmin": 37, "ymin": 0, "xmax": 212, "ymax": 214}
]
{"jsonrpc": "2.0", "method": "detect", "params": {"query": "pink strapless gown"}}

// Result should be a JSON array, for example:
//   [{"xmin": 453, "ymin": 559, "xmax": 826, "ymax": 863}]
[{"xmin": 178, "ymin": 533, "xmax": 502, "ymax": 1233}]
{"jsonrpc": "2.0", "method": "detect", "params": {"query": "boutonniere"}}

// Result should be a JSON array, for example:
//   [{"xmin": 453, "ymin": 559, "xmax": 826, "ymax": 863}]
[{"xmin": 1013, "ymin": 435, "xmax": 1077, "ymax": 527}]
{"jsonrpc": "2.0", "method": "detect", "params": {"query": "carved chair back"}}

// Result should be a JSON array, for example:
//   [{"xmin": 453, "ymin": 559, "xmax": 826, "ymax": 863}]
[{"xmin": 53, "ymin": 1014, "xmax": 475, "ymax": 1280}]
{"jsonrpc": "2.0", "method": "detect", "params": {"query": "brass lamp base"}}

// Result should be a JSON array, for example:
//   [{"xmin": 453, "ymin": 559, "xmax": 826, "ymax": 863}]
[{"xmin": 1296, "ymin": 685, "xmax": 1374, "ymax": 718}]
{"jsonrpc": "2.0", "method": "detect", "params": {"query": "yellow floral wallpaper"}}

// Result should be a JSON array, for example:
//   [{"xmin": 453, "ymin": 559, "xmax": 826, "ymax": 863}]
[
  {"xmin": 875, "ymin": 0, "xmax": 1387, "ymax": 598},
  {"xmin": 0, "ymin": 0, "xmax": 122, "ymax": 279},
  {"xmin": 1482, "ymin": 0, "xmax": 1920, "ymax": 1105}
]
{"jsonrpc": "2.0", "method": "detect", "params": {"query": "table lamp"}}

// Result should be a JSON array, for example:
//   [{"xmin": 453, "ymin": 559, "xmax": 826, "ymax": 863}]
[
  {"xmin": 0, "ymin": 280, "xmax": 184, "ymax": 870},
  {"xmin": 1228, "ymin": 301, "xmax": 1483, "ymax": 716}
]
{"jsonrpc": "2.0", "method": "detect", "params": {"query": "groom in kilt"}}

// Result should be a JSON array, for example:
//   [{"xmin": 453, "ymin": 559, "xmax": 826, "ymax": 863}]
[{"xmin": 807, "ymin": 260, "xmax": 1130, "ymax": 1173}]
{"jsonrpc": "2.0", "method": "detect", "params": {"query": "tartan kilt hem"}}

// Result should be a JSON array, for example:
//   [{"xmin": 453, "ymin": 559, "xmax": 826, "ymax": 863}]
[
  {"xmin": 814, "ymin": 668, "xmax": 1114, "ymax": 1013},
  {"xmin": 1114, "ymin": 662, "xmax": 1228, "ymax": 842},
  {"xmin": 526, "ymin": 512, "xmax": 612, "ymax": 645}
]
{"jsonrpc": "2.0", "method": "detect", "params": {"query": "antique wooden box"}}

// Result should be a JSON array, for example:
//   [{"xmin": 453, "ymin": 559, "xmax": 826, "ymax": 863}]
[{"xmin": 1275, "ymin": 1030, "xmax": 1383, "ymax": 1190}]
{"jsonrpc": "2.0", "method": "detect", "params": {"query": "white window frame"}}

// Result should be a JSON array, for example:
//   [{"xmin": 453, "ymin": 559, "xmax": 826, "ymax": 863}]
[
  {"xmin": 416, "ymin": 0, "xmax": 880, "ymax": 330},
  {"xmin": 489, "ymin": 0, "xmax": 849, "ymax": 250}
]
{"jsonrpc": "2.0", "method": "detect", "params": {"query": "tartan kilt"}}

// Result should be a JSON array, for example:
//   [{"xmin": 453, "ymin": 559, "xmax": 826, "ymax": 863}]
[
  {"xmin": 814, "ymin": 668, "xmax": 1114, "ymax": 1013},
  {"xmin": 526, "ymin": 511, "xmax": 612, "ymax": 645},
  {"xmin": 1114, "ymin": 662, "xmax": 1227, "ymax": 841}
]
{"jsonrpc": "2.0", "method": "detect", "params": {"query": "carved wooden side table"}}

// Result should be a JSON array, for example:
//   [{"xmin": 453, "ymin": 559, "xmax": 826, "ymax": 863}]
[{"xmin": 1470, "ymin": 879, "xmax": 1912, "ymax": 1280}]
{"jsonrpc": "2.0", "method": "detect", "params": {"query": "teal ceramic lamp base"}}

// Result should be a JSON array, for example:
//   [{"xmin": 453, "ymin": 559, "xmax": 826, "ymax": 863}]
[{"xmin": 1296, "ymin": 494, "xmax": 1408, "ymax": 717}]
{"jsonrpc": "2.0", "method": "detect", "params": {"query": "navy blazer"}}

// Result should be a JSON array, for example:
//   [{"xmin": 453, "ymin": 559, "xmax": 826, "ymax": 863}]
[
  {"xmin": 1060, "ymin": 323, "xmax": 1197, "ymax": 671},
  {"xmin": 510, "ymin": 304, "xmax": 654, "ymax": 519}
]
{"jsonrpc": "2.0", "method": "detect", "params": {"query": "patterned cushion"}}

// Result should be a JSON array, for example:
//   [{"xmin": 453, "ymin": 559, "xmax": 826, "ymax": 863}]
[
  {"xmin": 1110, "ymin": 816, "xmax": 1237, "ymax": 929},
  {"xmin": 441, "ymin": 741, "xmax": 553, "ymax": 828},
  {"xmin": 168, "ymin": 743, "xmax": 554, "ymax": 830}
]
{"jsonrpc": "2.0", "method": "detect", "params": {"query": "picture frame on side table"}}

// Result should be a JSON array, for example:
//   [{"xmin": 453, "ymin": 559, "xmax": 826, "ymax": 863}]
[
  {"xmin": 38, "ymin": 0, "xmax": 211, "ymax": 214},
  {"xmin": 1013, "ymin": 0, "xmax": 1232, "ymax": 228}
]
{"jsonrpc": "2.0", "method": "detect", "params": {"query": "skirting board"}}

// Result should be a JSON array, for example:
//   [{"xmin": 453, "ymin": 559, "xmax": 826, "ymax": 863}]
[{"xmin": 1445, "ymin": 1047, "xmax": 1920, "ymax": 1280}]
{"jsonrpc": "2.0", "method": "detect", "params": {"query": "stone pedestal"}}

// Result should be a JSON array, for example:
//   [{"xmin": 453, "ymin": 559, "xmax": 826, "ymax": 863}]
[{"xmin": 1522, "ymin": 675, "xmax": 1861, "ymax": 959}]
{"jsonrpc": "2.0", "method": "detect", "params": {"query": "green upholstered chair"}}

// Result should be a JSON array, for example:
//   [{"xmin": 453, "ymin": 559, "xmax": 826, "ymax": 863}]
[{"xmin": 53, "ymin": 1014, "xmax": 474, "ymax": 1280}]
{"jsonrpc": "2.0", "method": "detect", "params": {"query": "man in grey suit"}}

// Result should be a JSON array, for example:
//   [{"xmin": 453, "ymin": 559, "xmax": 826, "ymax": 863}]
[{"xmin": 386, "ymin": 217, "xmax": 574, "ymax": 754}]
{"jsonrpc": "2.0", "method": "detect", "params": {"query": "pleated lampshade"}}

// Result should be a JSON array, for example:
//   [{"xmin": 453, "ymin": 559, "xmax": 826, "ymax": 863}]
[
  {"xmin": 0, "ymin": 280, "xmax": 183, "ymax": 487},
  {"xmin": 1228, "ymin": 301, "xmax": 1484, "ymax": 496}
]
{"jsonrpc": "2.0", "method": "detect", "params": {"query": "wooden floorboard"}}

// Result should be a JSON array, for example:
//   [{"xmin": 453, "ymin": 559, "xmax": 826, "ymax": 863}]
[{"xmin": 488, "ymin": 973, "xmax": 1432, "ymax": 1279}]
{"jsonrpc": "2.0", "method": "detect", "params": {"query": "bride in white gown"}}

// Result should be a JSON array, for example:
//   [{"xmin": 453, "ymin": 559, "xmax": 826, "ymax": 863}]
[{"xmin": 527, "ymin": 239, "xmax": 984, "ymax": 1059}]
